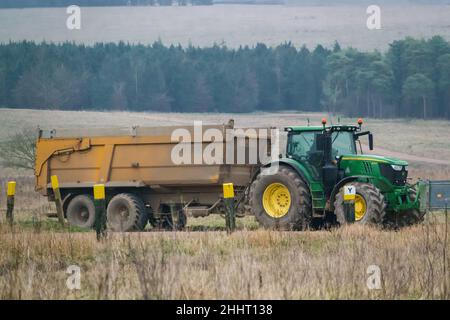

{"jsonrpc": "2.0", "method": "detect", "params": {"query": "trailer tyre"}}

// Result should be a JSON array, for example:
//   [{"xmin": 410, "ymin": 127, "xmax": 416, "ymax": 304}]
[
  {"xmin": 250, "ymin": 165, "xmax": 312, "ymax": 230},
  {"xmin": 334, "ymin": 182, "xmax": 386, "ymax": 225},
  {"xmin": 66, "ymin": 195, "xmax": 96, "ymax": 229},
  {"xmin": 107, "ymin": 193, "xmax": 148, "ymax": 232}
]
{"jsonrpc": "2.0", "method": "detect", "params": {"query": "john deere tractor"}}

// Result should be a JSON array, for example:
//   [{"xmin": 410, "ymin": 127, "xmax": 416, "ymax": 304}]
[{"xmin": 249, "ymin": 119, "xmax": 426, "ymax": 230}]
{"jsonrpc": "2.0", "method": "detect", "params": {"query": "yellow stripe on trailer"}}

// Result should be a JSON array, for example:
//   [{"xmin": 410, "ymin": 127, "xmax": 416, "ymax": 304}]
[{"xmin": 93, "ymin": 184, "xmax": 106, "ymax": 200}]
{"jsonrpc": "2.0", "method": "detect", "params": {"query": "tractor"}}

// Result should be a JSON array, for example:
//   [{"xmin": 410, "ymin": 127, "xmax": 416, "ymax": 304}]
[{"xmin": 249, "ymin": 118, "xmax": 426, "ymax": 229}]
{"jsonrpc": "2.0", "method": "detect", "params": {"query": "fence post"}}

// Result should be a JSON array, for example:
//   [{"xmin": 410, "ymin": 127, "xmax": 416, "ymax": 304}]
[
  {"xmin": 344, "ymin": 185, "xmax": 356, "ymax": 223},
  {"xmin": 51, "ymin": 175, "xmax": 66, "ymax": 226},
  {"xmin": 223, "ymin": 183, "xmax": 236, "ymax": 234},
  {"xmin": 6, "ymin": 181, "xmax": 16, "ymax": 226},
  {"xmin": 93, "ymin": 184, "xmax": 107, "ymax": 240}
]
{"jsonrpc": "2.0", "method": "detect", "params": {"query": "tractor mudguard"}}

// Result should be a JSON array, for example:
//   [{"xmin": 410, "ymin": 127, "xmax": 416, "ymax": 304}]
[
  {"xmin": 329, "ymin": 176, "xmax": 359, "ymax": 211},
  {"xmin": 260, "ymin": 159, "xmax": 314, "ymax": 187},
  {"xmin": 329, "ymin": 175, "xmax": 378, "ymax": 211}
]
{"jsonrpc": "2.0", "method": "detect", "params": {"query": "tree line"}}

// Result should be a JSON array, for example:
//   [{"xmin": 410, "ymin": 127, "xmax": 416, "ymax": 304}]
[{"xmin": 1, "ymin": 37, "xmax": 450, "ymax": 119}]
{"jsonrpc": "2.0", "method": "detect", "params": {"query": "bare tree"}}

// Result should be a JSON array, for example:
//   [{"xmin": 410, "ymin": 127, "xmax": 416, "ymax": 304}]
[{"xmin": 0, "ymin": 129, "xmax": 37, "ymax": 170}]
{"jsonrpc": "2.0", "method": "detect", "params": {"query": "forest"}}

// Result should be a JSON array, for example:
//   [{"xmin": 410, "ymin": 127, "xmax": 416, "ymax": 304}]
[{"xmin": 1, "ymin": 37, "xmax": 450, "ymax": 119}]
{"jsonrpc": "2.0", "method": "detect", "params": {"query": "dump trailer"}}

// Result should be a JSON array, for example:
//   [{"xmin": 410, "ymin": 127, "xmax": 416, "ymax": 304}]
[
  {"xmin": 35, "ymin": 122, "xmax": 273, "ymax": 231},
  {"xmin": 35, "ymin": 119, "xmax": 426, "ymax": 231}
]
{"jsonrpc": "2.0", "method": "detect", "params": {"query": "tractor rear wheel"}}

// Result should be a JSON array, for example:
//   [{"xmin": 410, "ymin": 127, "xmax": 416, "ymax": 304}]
[
  {"xmin": 106, "ymin": 193, "xmax": 148, "ymax": 232},
  {"xmin": 249, "ymin": 165, "xmax": 312, "ymax": 230},
  {"xmin": 66, "ymin": 194, "xmax": 96, "ymax": 229},
  {"xmin": 334, "ymin": 182, "xmax": 386, "ymax": 225}
]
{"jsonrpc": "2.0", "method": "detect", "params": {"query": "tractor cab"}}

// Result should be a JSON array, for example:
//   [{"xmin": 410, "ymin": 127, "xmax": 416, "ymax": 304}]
[
  {"xmin": 285, "ymin": 119, "xmax": 373, "ymax": 182},
  {"xmin": 285, "ymin": 119, "xmax": 374, "ymax": 199}
]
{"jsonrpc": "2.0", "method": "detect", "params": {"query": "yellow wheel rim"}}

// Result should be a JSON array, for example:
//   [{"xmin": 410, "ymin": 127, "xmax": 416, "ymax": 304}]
[
  {"xmin": 262, "ymin": 183, "xmax": 291, "ymax": 218},
  {"xmin": 354, "ymin": 194, "xmax": 367, "ymax": 221}
]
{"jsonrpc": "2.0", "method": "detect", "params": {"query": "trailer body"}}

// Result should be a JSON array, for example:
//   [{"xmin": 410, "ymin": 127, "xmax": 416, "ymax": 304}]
[{"xmin": 35, "ymin": 123, "xmax": 272, "ymax": 222}]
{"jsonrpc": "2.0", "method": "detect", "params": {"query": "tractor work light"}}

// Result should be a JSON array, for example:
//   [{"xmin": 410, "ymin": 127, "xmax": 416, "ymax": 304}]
[{"xmin": 391, "ymin": 164, "xmax": 403, "ymax": 171}]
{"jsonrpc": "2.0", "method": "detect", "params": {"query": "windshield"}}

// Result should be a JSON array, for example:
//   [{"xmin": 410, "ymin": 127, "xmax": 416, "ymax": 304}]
[
  {"xmin": 332, "ymin": 131, "xmax": 357, "ymax": 156},
  {"xmin": 288, "ymin": 131, "xmax": 356, "ymax": 160}
]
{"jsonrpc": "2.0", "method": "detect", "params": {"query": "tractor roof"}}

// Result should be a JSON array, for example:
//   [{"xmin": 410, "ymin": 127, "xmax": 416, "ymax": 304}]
[{"xmin": 285, "ymin": 125, "xmax": 359, "ymax": 133}]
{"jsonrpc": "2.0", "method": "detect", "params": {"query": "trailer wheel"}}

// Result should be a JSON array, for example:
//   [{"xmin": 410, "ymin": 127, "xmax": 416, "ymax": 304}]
[
  {"xmin": 334, "ymin": 182, "xmax": 386, "ymax": 225},
  {"xmin": 66, "ymin": 195, "xmax": 96, "ymax": 229},
  {"xmin": 107, "ymin": 193, "xmax": 148, "ymax": 232},
  {"xmin": 249, "ymin": 165, "xmax": 312, "ymax": 230}
]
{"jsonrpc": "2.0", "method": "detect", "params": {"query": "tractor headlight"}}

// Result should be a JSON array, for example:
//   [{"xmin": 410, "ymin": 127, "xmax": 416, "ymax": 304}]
[{"xmin": 391, "ymin": 165, "xmax": 403, "ymax": 171}]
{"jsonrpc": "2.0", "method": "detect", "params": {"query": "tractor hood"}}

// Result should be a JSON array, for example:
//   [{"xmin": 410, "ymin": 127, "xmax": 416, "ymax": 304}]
[
  {"xmin": 339, "ymin": 154, "xmax": 409, "ymax": 188},
  {"xmin": 340, "ymin": 154, "xmax": 408, "ymax": 166}
]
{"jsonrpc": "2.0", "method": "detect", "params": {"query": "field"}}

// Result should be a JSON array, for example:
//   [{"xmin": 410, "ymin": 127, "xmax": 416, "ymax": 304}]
[
  {"xmin": 0, "ymin": 108, "xmax": 449, "ymax": 299},
  {"xmin": 1, "ymin": 5, "xmax": 450, "ymax": 50},
  {"xmin": 0, "ymin": 222, "xmax": 448, "ymax": 299}
]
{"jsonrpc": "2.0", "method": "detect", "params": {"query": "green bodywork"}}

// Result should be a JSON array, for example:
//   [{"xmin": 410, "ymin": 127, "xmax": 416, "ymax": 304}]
[{"xmin": 277, "ymin": 125, "xmax": 423, "ymax": 215}]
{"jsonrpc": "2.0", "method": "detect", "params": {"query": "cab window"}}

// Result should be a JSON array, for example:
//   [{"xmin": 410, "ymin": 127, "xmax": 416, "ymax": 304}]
[
  {"xmin": 332, "ymin": 131, "xmax": 356, "ymax": 156},
  {"xmin": 288, "ymin": 131, "xmax": 356, "ymax": 160}
]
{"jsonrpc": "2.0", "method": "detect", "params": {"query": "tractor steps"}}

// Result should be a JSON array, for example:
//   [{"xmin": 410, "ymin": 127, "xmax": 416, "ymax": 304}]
[{"xmin": 310, "ymin": 182, "xmax": 325, "ymax": 209}]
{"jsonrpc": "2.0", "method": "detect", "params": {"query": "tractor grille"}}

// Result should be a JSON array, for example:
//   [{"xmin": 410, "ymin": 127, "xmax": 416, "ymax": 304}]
[
  {"xmin": 379, "ymin": 163, "xmax": 408, "ymax": 186},
  {"xmin": 362, "ymin": 161, "xmax": 373, "ymax": 174}
]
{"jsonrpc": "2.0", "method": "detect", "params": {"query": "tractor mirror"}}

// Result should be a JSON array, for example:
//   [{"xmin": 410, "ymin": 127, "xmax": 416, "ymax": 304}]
[{"xmin": 369, "ymin": 133, "xmax": 374, "ymax": 150}]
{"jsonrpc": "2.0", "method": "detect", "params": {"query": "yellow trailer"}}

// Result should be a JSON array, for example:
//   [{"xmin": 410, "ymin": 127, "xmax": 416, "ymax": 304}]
[{"xmin": 35, "ymin": 122, "xmax": 273, "ymax": 231}]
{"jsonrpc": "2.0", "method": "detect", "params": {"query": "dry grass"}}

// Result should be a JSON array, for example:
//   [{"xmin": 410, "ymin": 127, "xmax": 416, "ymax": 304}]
[{"xmin": 0, "ymin": 214, "xmax": 448, "ymax": 300}]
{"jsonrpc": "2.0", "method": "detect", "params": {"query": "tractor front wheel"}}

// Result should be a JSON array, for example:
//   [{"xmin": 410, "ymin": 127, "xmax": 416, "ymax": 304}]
[
  {"xmin": 334, "ymin": 182, "xmax": 386, "ymax": 225},
  {"xmin": 249, "ymin": 165, "xmax": 312, "ymax": 230}
]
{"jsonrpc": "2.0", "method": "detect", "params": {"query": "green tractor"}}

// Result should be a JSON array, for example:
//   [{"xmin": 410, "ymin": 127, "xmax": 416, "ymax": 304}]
[{"xmin": 249, "ymin": 118, "xmax": 426, "ymax": 230}]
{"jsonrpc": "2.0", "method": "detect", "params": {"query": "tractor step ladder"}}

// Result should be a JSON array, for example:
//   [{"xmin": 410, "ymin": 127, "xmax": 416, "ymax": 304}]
[{"xmin": 310, "ymin": 182, "xmax": 326, "ymax": 210}]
